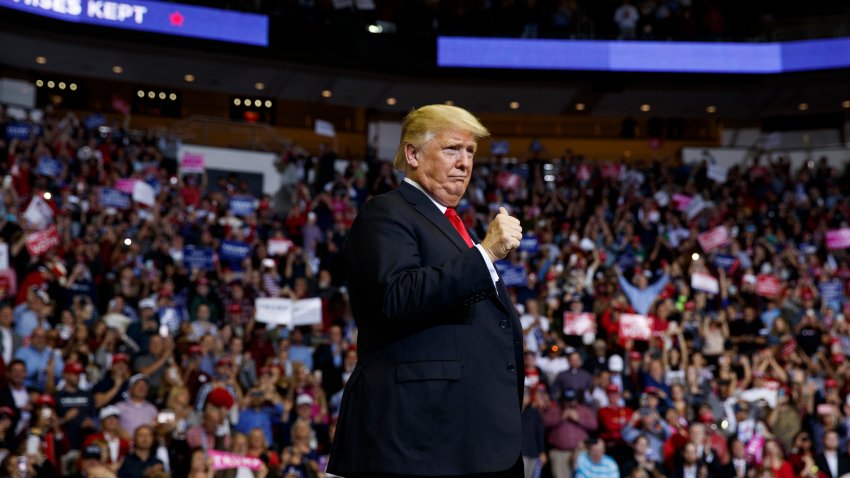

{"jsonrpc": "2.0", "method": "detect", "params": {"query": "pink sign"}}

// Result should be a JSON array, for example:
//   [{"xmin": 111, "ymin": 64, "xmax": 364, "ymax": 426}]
[
  {"xmin": 826, "ymin": 228, "xmax": 850, "ymax": 250},
  {"xmin": 208, "ymin": 450, "xmax": 263, "ymax": 471},
  {"xmin": 697, "ymin": 225, "xmax": 731, "ymax": 252},
  {"xmin": 180, "ymin": 153, "xmax": 206, "ymax": 174},
  {"xmin": 672, "ymin": 194, "xmax": 692, "ymax": 211},
  {"xmin": 563, "ymin": 312, "xmax": 596, "ymax": 336},
  {"xmin": 115, "ymin": 179, "xmax": 136, "ymax": 195},
  {"xmin": 601, "ymin": 163, "xmax": 621, "ymax": 179},
  {"xmin": 618, "ymin": 313, "xmax": 653, "ymax": 341},
  {"xmin": 26, "ymin": 226, "xmax": 60, "ymax": 256},
  {"xmin": 755, "ymin": 275, "xmax": 782, "ymax": 298}
]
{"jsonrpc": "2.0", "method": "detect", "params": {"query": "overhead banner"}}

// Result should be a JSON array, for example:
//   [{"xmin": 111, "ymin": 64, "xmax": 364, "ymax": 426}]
[{"xmin": 0, "ymin": 0, "xmax": 269, "ymax": 46}]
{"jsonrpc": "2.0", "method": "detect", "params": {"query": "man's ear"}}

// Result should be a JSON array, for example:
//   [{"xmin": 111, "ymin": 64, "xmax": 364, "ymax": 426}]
[{"xmin": 404, "ymin": 143, "xmax": 418, "ymax": 169}]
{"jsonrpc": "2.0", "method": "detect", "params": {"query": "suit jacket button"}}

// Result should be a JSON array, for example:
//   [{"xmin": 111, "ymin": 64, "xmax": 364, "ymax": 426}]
[
  {"xmin": 499, "ymin": 319, "xmax": 509, "ymax": 329},
  {"xmin": 506, "ymin": 363, "xmax": 516, "ymax": 372}
]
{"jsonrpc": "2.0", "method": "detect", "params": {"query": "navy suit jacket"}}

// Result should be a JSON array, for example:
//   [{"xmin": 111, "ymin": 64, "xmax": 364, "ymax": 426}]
[{"xmin": 327, "ymin": 181, "xmax": 524, "ymax": 476}]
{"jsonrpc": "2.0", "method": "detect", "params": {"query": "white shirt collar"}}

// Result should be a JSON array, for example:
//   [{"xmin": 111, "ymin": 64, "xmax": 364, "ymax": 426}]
[{"xmin": 404, "ymin": 177, "xmax": 447, "ymax": 213}]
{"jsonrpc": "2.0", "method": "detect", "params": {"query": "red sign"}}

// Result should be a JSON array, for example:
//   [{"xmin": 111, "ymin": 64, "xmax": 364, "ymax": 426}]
[
  {"xmin": 496, "ymin": 172, "xmax": 521, "ymax": 191},
  {"xmin": 601, "ymin": 163, "xmax": 621, "ymax": 179},
  {"xmin": 697, "ymin": 226, "xmax": 731, "ymax": 253},
  {"xmin": 26, "ymin": 226, "xmax": 60, "ymax": 257},
  {"xmin": 563, "ymin": 312, "xmax": 596, "ymax": 336},
  {"xmin": 619, "ymin": 313, "xmax": 654, "ymax": 341},
  {"xmin": 755, "ymin": 275, "xmax": 782, "ymax": 298}
]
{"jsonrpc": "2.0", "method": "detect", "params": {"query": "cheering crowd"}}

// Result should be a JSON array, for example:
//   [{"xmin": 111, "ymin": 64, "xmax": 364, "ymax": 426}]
[{"xmin": 0, "ymin": 103, "xmax": 849, "ymax": 478}]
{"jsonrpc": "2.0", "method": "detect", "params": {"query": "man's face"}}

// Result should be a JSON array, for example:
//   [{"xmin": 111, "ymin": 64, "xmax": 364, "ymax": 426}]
[
  {"xmin": 407, "ymin": 129, "xmax": 476, "ymax": 207},
  {"xmin": 134, "ymin": 427, "xmax": 153, "ymax": 450},
  {"xmin": 0, "ymin": 307, "xmax": 12, "ymax": 327},
  {"xmin": 8, "ymin": 364, "xmax": 25, "ymax": 385}
]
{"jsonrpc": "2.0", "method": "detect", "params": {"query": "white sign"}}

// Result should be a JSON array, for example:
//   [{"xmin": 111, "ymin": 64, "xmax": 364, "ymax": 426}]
[
  {"xmin": 132, "ymin": 181, "xmax": 156, "ymax": 207},
  {"xmin": 293, "ymin": 298, "xmax": 322, "ymax": 326},
  {"xmin": 255, "ymin": 298, "xmax": 293, "ymax": 326},
  {"xmin": 23, "ymin": 196, "xmax": 54, "ymax": 230},
  {"xmin": 686, "ymin": 194, "xmax": 708, "ymax": 220},
  {"xmin": 691, "ymin": 272, "xmax": 720, "ymax": 295},
  {"xmin": 0, "ymin": 243, "xmax": 7, "ymax": 270},
  {"xmin": 315, "ymin": 119, "xmax": 336, "ymax": 138},
  {"xmin": 707, "ymin": 163, "xmax": 728, "ymax": 183},
  {"xmin": 268, "ymin": 239, "xmax": 293, "ymax": 256}
]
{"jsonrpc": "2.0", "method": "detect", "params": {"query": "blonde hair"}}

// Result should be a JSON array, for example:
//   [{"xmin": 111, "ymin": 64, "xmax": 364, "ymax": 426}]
[{"xmin": 393, "ymin": 104, "xmax": 490, "ymax": 173}]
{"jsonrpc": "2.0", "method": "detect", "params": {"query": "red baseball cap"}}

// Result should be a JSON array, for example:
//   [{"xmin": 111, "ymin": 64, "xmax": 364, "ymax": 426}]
[
  {"xmin": 0, "ymin": 406, "xmax": 14, "ymax": 417},
  {"xmin": 207, "ymin": 387, "xmax": 235, "ymax": 409},
  {"xmin": 215, "ymin": 355, "xmax": 233, "ymax": 367},
  {"xmin": 605, "ymin": 383, "xmax": 619, "ymax": 393},
  {"xmin": 112, "ymin": 353, "xmax": 130, "ymax": 365},
  {"xmin": 35, "ymin": 394, "xmax": 56, "ymax": 407},
  {"xmin": 698, "ymin": 412, "xmax": 714, "ymax": 424},
  {"xmin": 63, "ymin": 362, "xmax": 84, "ymax": 375},
  {"xmin": 188, "ymin": 344, "xmax": 203, "ymax": 355},
  {"xmin": 629, "ymin": 351, "xmax": 642, "ymax": 360},
  {"xmin": 825, "ymin": 378, "xmax": 839, "ymax": 389}
]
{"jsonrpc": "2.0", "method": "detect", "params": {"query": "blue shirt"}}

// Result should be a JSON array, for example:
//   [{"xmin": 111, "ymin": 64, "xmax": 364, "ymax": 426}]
[
  {"xmin": 617, "ymin": 272, "xmax": 669, "ymax": 315},
  {"xmin": 14, "ymin": 346, "xmax": 64, "ymax": 391},
  {"xmin": 13, "ymin": 304, "xmax": 47, "ymax": 338},
  {"xmin": 289, "ymin": 345, "xmax": 314, "ymax": 371},
  {"xmin": 574, "ymin": 451, "xmax": 620, "ymax": 478},
  {"xmin": 235, "ymin": 403, "xmax": 283, "ymax": 444}
]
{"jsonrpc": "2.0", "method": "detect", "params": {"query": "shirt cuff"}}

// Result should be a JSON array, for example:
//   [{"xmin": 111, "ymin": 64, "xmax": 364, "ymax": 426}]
[{"xmin": 475, "ymin": 244, "xmax": 500, "ymax": 292}]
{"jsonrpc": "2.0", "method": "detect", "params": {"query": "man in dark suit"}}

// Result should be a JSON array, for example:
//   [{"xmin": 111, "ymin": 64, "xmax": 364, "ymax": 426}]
[
  {"xmin": 815, "ymin": 430, "xmax": 850, "ymax": 478},
  {"xmin": 328, "ymin": 104, "xmax": 525, "ymax": 478}
]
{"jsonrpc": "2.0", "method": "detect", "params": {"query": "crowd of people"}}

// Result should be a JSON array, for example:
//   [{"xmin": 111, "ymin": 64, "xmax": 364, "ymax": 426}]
[
  {"xmin": 0, "ymin": 101, "xmax": 849, "ymax": 478},
  {"xmin": 180, "ymin": 0, "xmax": 847, "ymax": 43}
]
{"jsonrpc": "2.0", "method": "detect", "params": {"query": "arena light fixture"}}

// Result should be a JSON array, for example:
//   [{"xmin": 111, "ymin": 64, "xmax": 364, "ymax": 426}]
[
  {"xmin": 243, "ymin": 98, "xmax": 251, "ymax": 105},
  {"xmin": 47, "ymin": 81, "xmax": 54, "ymax": 88},
  {"xmin": 509, "ymin": 101, "xmax": 520, "ymax": 110},
  {"xmin": 112, "ymin": 66, "xmax": 123, "ymax": 74},
  {"xmin": 386, "ymin": 97, "xmax": 397, "ymax": 106},
  {"xmin": 169, "ymin": 93, "xmax": 177, "ymax": 101},
  {"xmin": 124, "ymin": 238, "xmax": 132, "ymax": 246},
  {"xmin": 148, "ymin": 91, "xmax": 155, "ymax": 99},
  {"xmin": 184, "ymin": 74, "xmax": 195, "ymax": 83},
  {"xmin": 575, "ymin": 103, "xmax": 586, "ymax": 111},
  {"xmin": 706, "ymin": 105, "xmax": 717, "ymax": 114},
  {"xmin": 692, "ymin": 252, "xmax": 700, "ymax": 261},
  {"xmin": 36, "ymin": 80, "xmax": 43, "ymax": 87},
  {"xmin": 254, "ymin": 82, "xmax": 265, "ymax": 91},
  {"xmin": 798, "ymin": 102, "xmax": 809, "ymax": 111},
  {"xmin": 254, "ymin": 99, "xmax": 262, "ymax": 107},
  {"xmin": 137, "ymin": 90, "xmax": 145, "ymax": 98},
  {"xmin": 35, "ymin": 56, "xmax": 47, "ymax": 65},
  {"xmin": 445, "ymin": 100, "xmax": 454, "ymax": 106},
  {"xmin": 368, "ymin": 24, "xmax": 382, "ymax": 34},
  {"xmin": 58, "ymin": 82, "xmax": 66, "ymax": 90},
  {"xmin": 158, "ymin": 92, "xmax": 166, "ymax": 100},
  {"xmin": 234, "ymin": 98, "xmax": 241, "ymax": 106},
  {"xmin": 321, "ymin": 90, "xmax": 332, "ymax": 98},
  {"xmin": 640, "ymin": 104, "xmax": 651, "ymax": 112},
  {"xmin": 43, "ymin": 192, "xmax": 52, "ymax": 200},
  {"xmin": 264, "ymin": 100, "xmax": 272, "ymax": 108},
  {"xmin": 842, "ymin": 100, "xmax": 850, "ymax": 109},
  {"xmin": 70, "ymin": 83, "xmax": 77, "ymax": 91}
]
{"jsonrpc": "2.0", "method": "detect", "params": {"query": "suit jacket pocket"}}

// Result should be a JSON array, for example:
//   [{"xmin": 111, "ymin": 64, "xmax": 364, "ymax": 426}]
[{"xmin": 395, "ymin": 360, "xmax": 462, "ymax": 382}]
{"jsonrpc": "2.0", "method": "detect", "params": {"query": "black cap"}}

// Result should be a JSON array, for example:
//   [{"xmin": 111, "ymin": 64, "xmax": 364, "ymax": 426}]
[
  {"xmin": 563, "ymin": 388, "xmax": 578, "ymax": 401},
  {"xmin": 82, "ymin": 445, "xmax": 102, "ymax": 460}
]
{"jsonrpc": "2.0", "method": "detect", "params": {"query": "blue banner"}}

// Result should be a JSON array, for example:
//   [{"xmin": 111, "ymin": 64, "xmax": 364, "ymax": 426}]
[
  {"xmin": 84, "ymin": 113, "xmax": 106, "ymax": 131},
  {"xmin": 5, "ymin": 123, "xmax": 33, "ymax": 140},
  {"xmin": 518, "ymin": 234, "xmax": 540, "ymax": 254},
  {"xmin": 219, "ymin": 240, "xmax": 250, "ymax": 261},
  {"xmin": 228, "ymin": 196, "xmax": 256, "ymax": 217},
  {"xmin": 713, "ymin": 253, "xmax": 739, "ymax": 273},
  {"xmin": 99, "ymin": 188, "xmax": 131, "ymax": 210},
  {"xmin": 35, "ymin": 157, "xmax": 63, "ymax": 178},
  {"xmin": 495, "ymin": 261, "xmax": 527, "ymax": 287},
  {"xmin": 490, "ymin": 140, "xmax": 510, "ymax": 156},
  {"xmin": 183, "ymin": 246, "xmax": 215, "ymax": 271},
  {"xmin": 0, "ymin": 0, "xmax": 269, "ymax": 46}
]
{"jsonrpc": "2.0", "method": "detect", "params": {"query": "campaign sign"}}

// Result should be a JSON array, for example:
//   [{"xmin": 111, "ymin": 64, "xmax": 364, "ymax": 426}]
[
  {"xmin": 707, "ymin": 163, "xmax": 728, "ymax": 183},
  {"xmin": 255, "ymin": 298, "xmax": 293, "ymax": 326},
  {"xmin": 5, "ymin": 123, "xmax": 34, "ymax": 140},
  {"xmin": 820, "ymin": 281, "xmax": 844, "ymax": 308},
  {"xmin": 826, "ymin": 228, "xmax": 850, "ymax": 250},
  {"xmin": 23, "ymin": 196, "xmax": 54, "ymax": 230},
  {"xmin": 179, "ymin": 152, "xmax": 206, "ymax": 174},
  {"xmin": 697, "ymin": 225, "xmax": 730, "ymax": 252},
  {"xmin": 713, "ymin": 254, "xmax": 739, "ymax": 274},
  {"xmin": 672, "ymin": 193, "xmax": 692, "ymax": 211},
  {"xmin": 132, "ymin": 180, "xmax": 156, "ymax": 207},
  {"xmin": 26, "ymin": 226, "xmax": 60, "ymax": 256},
  {"xmin": 100, "ymin": 188, "xmax": 131, "ymax": 210},
  {"xmin": 208, "ymin": 450, "xmax": 263, "ymax": 471},
  {"xmin": 84, "ymin": 113, "xmax": 106, "ymax": 131},
  {"xmin": 268, "ymin": 238, "xmax": 292, "ymax": 256},
  {"xmin": 490, "ymin": 140, "xmax": 510, "ymax": 156},
  {"xmin": 114, "ymin": 179, "xmax": 136, "ymax": 194},
  {"xmin": 601, "ymin": 163, "xmax": 621, "ymax": 180},
  {"xmin": 518, "ymin": 234, "xmax": 540, "ymax": 254},
  {"xmin": 691, "ymin": 272, "xmax": 719, "ymax": 295},
  {"xmin": 495, "ymin": 261, "xmax": 527, "ymax": 287},
  {"xmin": 619, "ymin": 313, "xmax": 653, "ymax": 341},
  {"xmin": 563, "ymin": 312, "xmax": 596, "ymax": 336},
  {"xmin": 183, "ymin": 246, "xmax": 215, "ymax": 271},
  {"xmin": 496, "ymin": 172, "xmax": 521, "ymax": 191},
  {"xmin": 35, "ymin": 156, "xmax": 63, "ymax": 178},
  {"xmin": 229, "ymin": 196, "xmax": 256, "ymax": 217},
  {"xmin": 755, "ymin": 275, "xmax": 782, "ymax": 298},
  {"xmin": 219, "ymin": 240, "xmax": 250, "ymax": 261},
  {"xmin": 293, "ymin": 298, "xmax": 322, "ymax": 326}
]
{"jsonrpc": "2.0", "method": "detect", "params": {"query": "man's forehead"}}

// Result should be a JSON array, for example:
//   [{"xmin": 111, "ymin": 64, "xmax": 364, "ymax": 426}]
[{"xmin": 430, "ymin": 129, "xmax": 477, "ymax": 144}]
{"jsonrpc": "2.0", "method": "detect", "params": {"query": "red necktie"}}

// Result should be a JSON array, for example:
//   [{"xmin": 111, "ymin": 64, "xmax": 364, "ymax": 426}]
[{"xmin": 444, "ymin": 208, "xmax": 474, "ymax": 248}]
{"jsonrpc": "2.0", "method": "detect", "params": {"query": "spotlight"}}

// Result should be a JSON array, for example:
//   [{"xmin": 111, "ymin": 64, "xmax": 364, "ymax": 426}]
[
  {"xmin": 692, "ymin": 253, "xmax": 700, "ymax": 261},
  {"xmin": 640, "ymin": 104, "xmax": 651, "ymax": 112},
  {"xmin": 321, "ymin": 90, "xmax": 332, "ymax": 98},
  {"xmin": 47, "ymin": 81, "xmax": 55, "ymax": 88},
  {"xmin": 386, "ymin": 97, "xmax": 397, "ymax": 106},
  {"xmin": 58, "ymin": 82, "xmax": 66, "ymax": 90},
  {"xmin": 264, "ymin": 100, "xmax": 272, "ymax": 108},
  {"xmin": 112, "ymin": 66, "xmax": 123, "ymax": 74},
  {"xmin": 70, "ymin": 83, "xmax": 77, "ymax": 91},
  {"xmin": 234, "ymin": 98, "xmax": 241, "ymax": 106},
  {"xmin": 169, "ymin": 93, "xmax": 177, "ymax": 101},
  {"xmin": 158, "ymin": 92, "xmax": 166, "ymax": 100},
  {"xmin": 137, "ymin": 90, "xmax": 145, "ymax": 98},
  {"xmin": 148, "ymin": 91, "xmax": 155, "ymax": 99},
  {"xmin": 254, "ymin": 82, "xmax": 265, "ymax": 91},
  {"xmin": 36, "ymin": 80, "xmax": 44, "ymax": 87},
  {"xmin": 798, "ymin": 103, "xmax": 809, "ymax": 111},
  {"xmin": 706, "ymin": 105, "xmax": 717, "ymax": 114},
  {"xmin": 254, "ymin": 99, "xmax": 261, "ymax": 107},
  {"xmin": 35, "ymin": 56, "xmax": 47, "ymax": 65},
  {"xmin": 509, "ymin": 101, "xmax": 520, "ymax": 110},
  {"xmin": 184, "ymin": 74, "xmax": 195, "ymax": 82},
  {"xmin": 575, "ymin": 103, "xmax": 586, "ymax": 111},
  {"xmin": 43, "ymin": 192, "xmax": 52, "ymax": 200}
]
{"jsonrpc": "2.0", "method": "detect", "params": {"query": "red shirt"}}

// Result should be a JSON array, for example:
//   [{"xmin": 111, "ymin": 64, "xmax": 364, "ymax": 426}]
[{"xmin": 598, "ymin": 405, "xmax": 633, "ymax": 445}]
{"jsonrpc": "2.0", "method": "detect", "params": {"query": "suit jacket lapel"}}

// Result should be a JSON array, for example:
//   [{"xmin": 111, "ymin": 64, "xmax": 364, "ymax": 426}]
[{"xmin": 398, "ymin": 181, "xmax": 469, "ymax": 252}]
